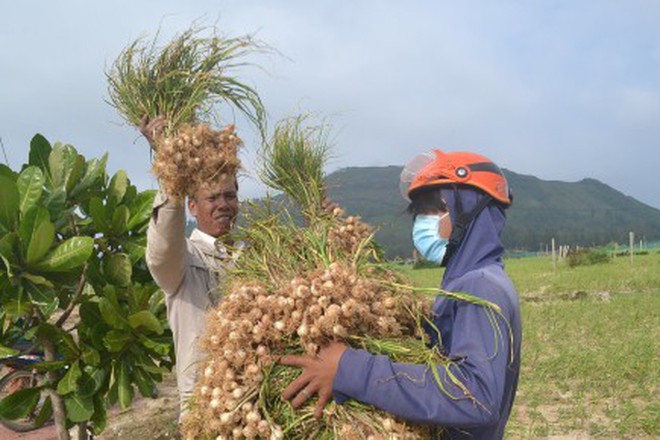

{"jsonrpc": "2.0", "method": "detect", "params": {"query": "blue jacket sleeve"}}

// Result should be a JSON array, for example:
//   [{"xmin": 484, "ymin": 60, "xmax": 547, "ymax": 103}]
[{"xmin": 332, "ymin": 281, "xmax": 512, "ymax": 427}]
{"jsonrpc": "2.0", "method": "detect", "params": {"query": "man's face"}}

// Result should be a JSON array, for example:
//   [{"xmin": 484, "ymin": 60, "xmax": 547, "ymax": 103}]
[{"xmin": 188, "ymin": 178, "xmax": 239, "ymax": 238}]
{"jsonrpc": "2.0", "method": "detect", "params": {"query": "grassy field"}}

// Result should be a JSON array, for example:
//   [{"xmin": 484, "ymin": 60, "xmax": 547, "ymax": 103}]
[
  {"xmin": 102, "ymin": 252, "xmax": 659, "ymax": 439},
  {"xmin": 405, "ymin": 251, "xmax": 659, "ymax": 438}
]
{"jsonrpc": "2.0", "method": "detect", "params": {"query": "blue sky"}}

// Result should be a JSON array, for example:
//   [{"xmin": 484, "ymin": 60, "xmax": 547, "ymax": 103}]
[{"xmin": 2, "ymin": 1, "xmax": 659, "ymax": 209}]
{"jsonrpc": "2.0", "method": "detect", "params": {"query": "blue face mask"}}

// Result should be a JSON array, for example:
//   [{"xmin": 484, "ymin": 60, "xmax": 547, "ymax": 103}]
[{"xmin": 412, "ymin": 214, "xmax": 449, "ymax": 264}]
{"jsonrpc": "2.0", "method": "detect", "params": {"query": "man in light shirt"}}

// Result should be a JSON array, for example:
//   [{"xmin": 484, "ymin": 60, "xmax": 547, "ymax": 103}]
[{"xmin": 141, "ymin": 116, "xmax": 241, "ymax": 416}]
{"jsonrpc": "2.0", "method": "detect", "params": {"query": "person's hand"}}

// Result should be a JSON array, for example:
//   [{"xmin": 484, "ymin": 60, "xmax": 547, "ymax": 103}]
[
  {"xmin": 139, "ymin": 114, "xmax": 166, "ymax": 147},
  {"xmin": 280, "ymin": 341, "xmax": 347, "ymax": 418}
]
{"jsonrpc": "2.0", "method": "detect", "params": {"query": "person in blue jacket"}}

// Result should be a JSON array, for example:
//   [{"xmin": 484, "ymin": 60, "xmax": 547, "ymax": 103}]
[{"xmin": 281, "ymin": 149, "xmax": 522, "ymax": 439}]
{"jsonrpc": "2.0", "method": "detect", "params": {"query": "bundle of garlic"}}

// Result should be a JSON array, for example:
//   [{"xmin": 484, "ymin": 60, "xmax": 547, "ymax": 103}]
[
  {"xmin": 181, "ymin": 202, "xmax": 439, "ymax": 439},
  {"xmin": 107, "ymin": 24, "xmax": 267, "ymax": 200},
  {"xmin": 179, "ymin": 116, "xmax": 453, "ymax": 439},
  {"xmin": 151, "ymin": 123, "xmax": 242, "ymax": 200}
]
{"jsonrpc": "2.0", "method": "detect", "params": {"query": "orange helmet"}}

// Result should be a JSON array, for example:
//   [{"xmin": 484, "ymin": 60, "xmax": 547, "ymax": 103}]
[{"xmin": 400, "ymin": 149, "xmax": 511, "ymax": 205}]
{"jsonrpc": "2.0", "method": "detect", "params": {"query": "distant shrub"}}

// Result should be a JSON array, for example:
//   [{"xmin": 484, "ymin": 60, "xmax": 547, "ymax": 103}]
[
  {"xmin": 614, "ymin": 250, "xmax": 650, "ymax": 257},
  {"xmin": 413, "ymin": 259, "xmax": 439, "ymax": 269},
  {"xmin": 566, "ymin": 249, "xmax": 610, "ymax": 267}
]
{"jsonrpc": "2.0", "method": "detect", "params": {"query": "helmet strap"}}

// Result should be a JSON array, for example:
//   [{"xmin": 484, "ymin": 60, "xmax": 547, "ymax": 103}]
[{"xmin": 440, "ymin": 186, "xmax": 492, "ymax": 267}]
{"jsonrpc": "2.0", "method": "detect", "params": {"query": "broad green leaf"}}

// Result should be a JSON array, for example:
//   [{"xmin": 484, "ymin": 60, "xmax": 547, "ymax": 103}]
[
  {"xmin": 43, "ymin": 187, "xmax": 66, "ymax": 221},
  {"xmin": 107, "ymin": 377, "xmax": 118, "ymax": 406},
  {"xmin": 35, "ymin": 322, "xmax": 58, "ymax": 340},
  {"xmin": 78, "ymin": 367, "xmax": 107, "ymax": 398},
  {"xmin": 0, "ymin": 344, "xmax": 19, "ymax": 357},
  {"xmin": 81, "ymin": 346, "xmax": 101, "ymax": 366},
  {"xmin": 128, "ymin": 311, "xmax": 163, "ymax": 335},
  {"xmin": 90, "ymin": 394, "xmax": 107, "ymax": 434},
  {"xmin": 19, "ymin": 205, "xmax": 49, "ymax": 249},
  {"xmin": 26, "ymin": 221, "xmax": 55, "ymax": 265},
  {"xmin": 88, "ymin": 197, "xmax": 109, "ymax": 232},
  {"xmin": 0, "ymin": 387, "xmax": 40, "ymax": 420},
  {"xmin": 17, "ymin": 166, "xmax": 44, "ymax": 215},
  {"xmin": 33, "ymin": 395, "xmax": 53, "ymax": 428},
  {"xmin": 57, "ymin": 362, "xmax": 82, "ymax": 395},
  {"xmin": 127, "ymin": 190, "xmax": 156, "ymax": 230},
  {"xmin": 21, "ymin": 273, "xmax": 54, "ymax": 288},
  {"xmin": 24, "ymin": 278, "xmax": 55, "ymax": 307},
  {"xmin": 98, "ymin": 297, "xmax": 125, "ymax": 328},
  {"xmin": 64, "ymin": 392, "xmax": 94, "ymax": 422},
  {"xmin": 0, "ymin": 163, "xmax": 17, "ymax": 180},
  {"xmin": 136, "ymin": 363, "xmax": 169, "ymax": 375},
  {"xmin": 0, "ymin": 232, "xmax": 17, "ymax": 260},
  {"xmin": 38, "ymin": 298, "xmax": 59, "ymax": 318},
  {"xmin": 65, "ymin": 155, "xmax": 85, "ymax": 194},
  {"xmin": 48, "ymin": 143, "xmax": 78, "ymax": 189},
  {"xmin": 104, "ymin": 330, "xmax": 133, "ymax": 352},
  {"xmin": 133, "ymin": 350, "xmax": 170, "ymax": 374},
  {"xmin": 0, "ymin": 388, "xmax": 41, "ymax": 420},
  {"xmin": 123, "ymin": 239, "xmax": 146, "ymax": 263},
  {"xmin": 123, "ymin": 185, "xmax": 137, "ymax": 204},
  {"xmin": 0, "ymin": 274, "xmax": 9, "ymax": 302},
  {"xmin": 108, "ymin": 170, "xmax": 128, "ymax": 203},
  {"xmin": 133, "ymin": 367, "xmax": 155, "ymax": 398},
  {"xmin": 89, "ymin": 322, "xmax": 108, "ymax": 350},
  {"xmin": 0, "ymin": 176, "xmax": 19, "ymax": 232},
  {"xmin": 104, "ymin": 253, "xmax": 131, "ymax": 287},
  {"xmin": 131, "ymin": 283, "xmax": 154, "ymax": 310},
  {"xmin": 111, "ymin": 205, "xmax": 130, "ymax": 235},
  {"xmin": 117, "ymin": 362, "xmax": 134, "ymax": 410},
  {"xmin": 3, "ymin": 283, "xmax": 26, "ymax": 316},
  {"xmin": 34, "ymin": 236, "xmax": 93, "ymax": 272},
  {"xmin": 71, "ymin": 153, "xmax": 107, "ymax": 197},
  {"xmin": 19, "ymin": 206, "xmax": 54, "ymax": 265},
  {"xmin": 148, "ymin": 289, "xmax": 166, "ymax": 316},
  {"xmin": 37, "ymin": 323, "xmax": 80, "ymax": 359},
  {"xmin": 30, "ymin": 360, "xmax": 69, "ymax": 372},
  {"xmin": 139, "ymin": 336, "xmax": 170, "ymax": 357},
  {"xmin": 79, "ymin": 302, "xmax": 102, "ymax": 325},
  {"xmin": 29, "ymin": 134, "xmax": 52, "ymax": 175},
  {"xmin": 3, "ymin": 300, "xmax": 27, "ymax": 318}
]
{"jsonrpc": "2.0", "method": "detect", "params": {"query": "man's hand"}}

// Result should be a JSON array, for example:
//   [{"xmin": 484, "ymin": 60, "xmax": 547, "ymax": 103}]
[
  {"xmin": 280, "ymin": 341, "xmax": 347, "ymax": 418},
  {"xmin": 139, "ymin": 115, "xmax": 166, "ymax": 148}
]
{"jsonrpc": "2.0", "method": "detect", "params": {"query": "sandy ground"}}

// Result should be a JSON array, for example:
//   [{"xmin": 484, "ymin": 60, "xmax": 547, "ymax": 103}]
[
  {"xmin": 0, "ymin": 374, "xmax": 180, "ymax": 440},
  {"xmin": 98, "ymin": 373, "xmax": 179, "ymax": 440}
]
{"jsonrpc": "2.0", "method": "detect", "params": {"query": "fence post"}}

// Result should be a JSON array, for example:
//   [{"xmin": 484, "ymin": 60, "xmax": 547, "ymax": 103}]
[
  {"xmin": 629, "ymin": 231, "xmax": 634, "ymax": 265},
  {"xmin": 551, "ymin": 238, "xmax": 556, "ymax": 272}
]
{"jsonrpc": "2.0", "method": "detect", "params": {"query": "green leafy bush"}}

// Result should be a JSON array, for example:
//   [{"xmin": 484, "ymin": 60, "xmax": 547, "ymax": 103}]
[
  {"xmin": 0, "ymin": 134, "xmax": 173, "ymax": 438},
  {"xmin": 566, "ymin": 249, "xmax": 610, "ymax": 267}
]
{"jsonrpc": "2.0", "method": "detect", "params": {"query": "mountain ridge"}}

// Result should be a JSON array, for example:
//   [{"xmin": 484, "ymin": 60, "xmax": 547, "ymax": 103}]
[
  {"xmin": 187, "ymin": 167, "xmax": 660, "ymax": 258},
  {"xmin": 324, "ymin": 166, "xmax": 660, "ymax": 257}
]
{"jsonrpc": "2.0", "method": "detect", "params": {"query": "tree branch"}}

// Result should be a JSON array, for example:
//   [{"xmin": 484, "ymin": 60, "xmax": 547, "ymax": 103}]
[{"xmin": 55, "ymin": 263, "xmax": 88, "ymax": 329}]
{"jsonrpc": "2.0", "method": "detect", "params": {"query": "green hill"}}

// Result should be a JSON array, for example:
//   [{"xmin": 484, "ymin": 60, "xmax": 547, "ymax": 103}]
[{"xmin": 324, "ymin": 166, "xmax": 660, "ymax": 257}]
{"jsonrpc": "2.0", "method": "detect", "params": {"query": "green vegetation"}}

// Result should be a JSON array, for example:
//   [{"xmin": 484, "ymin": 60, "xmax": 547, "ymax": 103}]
[
  {"xmin": 565, "ymin": 248, "xmax": 611, "ymax": 267},
  {"xmin": 259, "ymin": 115, "xmax": 331, "ymax": 217},
  {"xmin": 106, "ymin": 25, "xmax": 267, "ymax": 142},
  {"xmin": 0, "ymin": 135, "xmax": 173, "ymax": 439},
  {"xmin": 94, "ymin": 242, "xmax": 657, "ymax": 439},
  {"xmin": 406, "ymin": 252, "xmax": 659, "ymax": 438}
]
